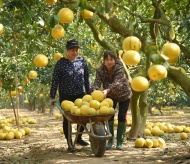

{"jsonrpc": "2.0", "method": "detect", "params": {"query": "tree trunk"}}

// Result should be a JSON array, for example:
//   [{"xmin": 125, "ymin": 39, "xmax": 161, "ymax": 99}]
[{"xmin": 127, "ymin": 90, "xmax": 148, "ymax": 139}]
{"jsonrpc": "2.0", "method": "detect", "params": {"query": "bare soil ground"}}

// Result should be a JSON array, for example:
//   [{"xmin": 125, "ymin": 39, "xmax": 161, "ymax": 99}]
[{"xmin": 0, "ymin": 107, "xmax": 190, "ymax": 164}]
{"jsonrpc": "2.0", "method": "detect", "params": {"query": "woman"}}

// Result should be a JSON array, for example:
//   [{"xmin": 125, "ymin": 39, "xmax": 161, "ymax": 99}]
[{"xmin": 92, "ymin": 50, "xmax": 132, "ymax": 150}]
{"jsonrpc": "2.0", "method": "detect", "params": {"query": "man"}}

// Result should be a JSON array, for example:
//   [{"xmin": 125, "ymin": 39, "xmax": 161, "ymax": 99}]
[{"xmin": 50, "ymin": 39, "xmax": 91, "ymax": 151}]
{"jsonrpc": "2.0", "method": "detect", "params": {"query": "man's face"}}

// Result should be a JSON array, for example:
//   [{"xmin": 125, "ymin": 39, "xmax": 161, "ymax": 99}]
[{"xmin": 67, "ymin": 47, "xmax": 79, "ymax": 61}]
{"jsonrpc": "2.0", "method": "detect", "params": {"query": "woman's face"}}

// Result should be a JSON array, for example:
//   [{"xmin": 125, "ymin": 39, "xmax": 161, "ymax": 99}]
[
  {"xmin": 104, "ymin": 55, "xmax": 115, "ymax": 70},
  {"xmin": 67, "ymin": 47, "xmax": 79, "ymax": 61}
]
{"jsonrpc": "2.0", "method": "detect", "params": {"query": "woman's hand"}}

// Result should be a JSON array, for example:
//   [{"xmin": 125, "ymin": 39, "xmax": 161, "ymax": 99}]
[{"xmin": 102, "ymin": 89, "xmax": 110, "ymax": 98}]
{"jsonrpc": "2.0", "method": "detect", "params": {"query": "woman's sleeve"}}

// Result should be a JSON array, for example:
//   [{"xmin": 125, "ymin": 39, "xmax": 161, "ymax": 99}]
[
  {"xmin": 107, "ymin": 66, "xmax": 126, "ymax": 90},
  {"xmin": 92, "ymin": 68, "xmax": 102, "ymax": 90}
]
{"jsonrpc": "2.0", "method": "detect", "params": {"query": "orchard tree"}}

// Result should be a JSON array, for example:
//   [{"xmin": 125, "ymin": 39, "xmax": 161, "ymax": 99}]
[{"xmin": 0, "ymin": 0, "xmax": 190, "ymax": 138}]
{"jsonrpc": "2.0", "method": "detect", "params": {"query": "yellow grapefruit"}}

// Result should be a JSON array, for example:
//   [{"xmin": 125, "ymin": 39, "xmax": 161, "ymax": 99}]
[
  {"xmin": 82, "ymin": 94, "xmax": 93, "ymax": 102},
  {"xmin": 89, "ymin": 100, "xmax": 100, "ymax": 110},
  {"xmin": 91, "ymin": 90, "xmax": 104, "ymax": 102},
  {"xmin": 58, "ymin": 8, "xmax": 74, "ymax": 24},
  {"xmin": 162, "ymin": 42, "xmax": 180, "ymax": 59},
  {"xmin": 46, "ymin": 0, "xmax": 57, "ymax": 5},
  {"xmin": 22, "ymin": 77, "xmax": 29, "ymax": 84},
  {"xmin": 82, "ymin": 9, "xmax": 93, "ymax": 19},
  {"xmin": 28, "ymin": 70, "xmax": 37, "ymax": 79},
  {"xmin": 0, "ymin": 23, "xmax": 4, "ymax": 35},
  {"xmin": 61, "ymin": 100, "xmax": 74, "ymax": 112},
  {"xmin": 135, "ymin": 138, "xmax": 145, "ymax": 148},
  {"xmin": 122, "ymin": 36, "xmax": 142, "ymax": 52},
  {"xmin": 74, "ymin": 98, "xmax": 83, "ymax": 107},
  {"xmin": 33, "ymin": 54, "xmax": 48, "ymax": 67},
  {"xmin": 10, "ymin": 91, "xmax": 17, "ymax": 97},
  {"xmin": 54, "ymin": 53, "xmax": 63, "ymax": 62},
  {"xmin": 122, "ymin": 50, "xmax": 141, "ymax": 66},
  {"xmin": 103, "ymin": 98, "xmax": 113, "ymax": 107},
  {"xmin": 80, "ymin": 105, "xmax": 90, "ymax": 115},
  {"xmin": 99, "ymin": 106, "xmax": 109, "ymax": 114},
  {"xmin": 131, "ymin": 76, "xmax": 149, "ymax": 92},
  {"xmin": 51, "ymin": 24, "xmax": 65, "ymax": 39},
  {"xmin": 148, "ymin": 64, "xmax": 167, "ymax": 80}
]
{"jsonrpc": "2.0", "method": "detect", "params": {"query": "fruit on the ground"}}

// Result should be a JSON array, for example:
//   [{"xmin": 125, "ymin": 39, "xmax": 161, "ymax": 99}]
[
  {"xmin": 14, "ymin": 131, "xmax": 22, "ymax": 139},
  {"xmin": 82, "ymin": 9, "xmax": 93, "ymax": 19},
  {"xmin": 103, "ymin": 98, "xmax": 113, "ymax": 107},
  {"xmin": 46, "ymin": 0, "xmax": 57, "ymax": 5},
  {"xmin": 0, "ymin": 23, "xmax": 4, "ymax": 35},
  {"xmin": 145, "ymin": 139, "xmax": 153, "ymax": 148},
  {"xmin": 24, "ymin": 127, "xmax": 31, "ymax": 135},
  {"xmin": 91, "ymin": 90, "xmax": 104, "ymax": 102},
  {"xmin": 152, "ymin": 138, "xmax": 159, "ymax": 148},
  {"xmin": 0, "ymin": 132, "xmax": 6, "ymax": 140},
  {"xmin": 60, "ymin": 128, "xmax": 64, "ymax": 134},
  {"xmin": 144, "ymin": 128, "xmax": 151, "ymax": 136},
  {"xmin": 131, "ymin": 76, "xmax": 149, "ymax": 92},
  {"xmin": 80, "ymin": 105, "xmax": 90, "ymax": 115},
  {"xmin": 135, "ymin": 138, "xmax": 145, "ymax": 148},
  {"xmin": 3, "ymin": 126, "xmax": 10, "ymax": 133},
  {"xmin": 89, "ymin": 100, "xmax": 100, "ymax": 110},
  {"xmin": 82, "ymin": 94, "xmax": 93, "ymax": 102},
  {"xmin": 122, "ymin": 50, "xmax": 141, "ymax": 66},
  {"xmin": 10, "ymin": 91, "xmax": 17, "ymax": 97},
  {"xmin": 162, "ymin": 42, "xmax": 180, "ymax": 59},
  {"xmin": 54, "ymin": 53, "xmax": 63, "ymax": 62},
  {"xmin": 122, "ymin": 36, "xmax": 142, "ymax": 52},
  {"xmin": 180, "ymin": 132, "xmax": 188, "ymax": 140},
  {"xmin": 61, "ymin": 100, "xmax": 74, "ymax": 112},
  {"xmin": 148, "ymin": 64, "xmax": 167, "ymax": 81},
  {"xmin": 74, "ymin": 98, "xmax": 83, "ymax": 107},
  {"xmin": 114, "ymin": 119, "xmax": 118, "ymax": 126},
  {"xmin": 27, "ymin": 118, "xmax": 37, "ymax": 124},
  {"xmin": 58, "ymin": 8, "xmax": 74, "ymax": 23},
  {"xmin": 173, "ymin": 126, "xmax": 183, "ymax": 133},
  {"xmin": 22, "ymin": 77, "xmax": 29, "ymax": 84},
  {"xmin": 158, "ymin": 138, "xmax": 165, "ymax": 147},
  {"xmin": 54, "ymin": 113, "xmax": 62, "ymax": 119},
  {"xmin": 5, "ymin": 132, "xmax": 14, "ymax": 140},
  {"xmin": 51, "ymin": 24, "xmax": 65, "ymax": 39},
  {"xmin": 33, "ymin": 54, "xmax": 48, "ymax": 67},
  {"xmin": 99, "ymin": 106, "xmax": 109, "ymax": 114},
  {"xmin": 28, "ymin": 70, "xmax": 37, "ymax": 79}
]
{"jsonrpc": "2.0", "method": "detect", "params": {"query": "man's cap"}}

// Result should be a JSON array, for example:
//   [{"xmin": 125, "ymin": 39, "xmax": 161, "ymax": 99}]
[{"xmin": 66, "ymin": 39, "xmax": 80, "ymax": 49}]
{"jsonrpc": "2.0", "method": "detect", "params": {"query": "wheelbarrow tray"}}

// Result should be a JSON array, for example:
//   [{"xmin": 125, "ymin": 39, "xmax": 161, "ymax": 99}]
[{"xmin": 64, "ymin": 111, "xmax": 114, "ymax": 124}]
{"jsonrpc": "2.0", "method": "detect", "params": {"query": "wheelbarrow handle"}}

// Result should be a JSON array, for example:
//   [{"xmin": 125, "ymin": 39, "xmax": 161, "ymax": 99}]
[{"xmin": 54, "ymin": 102, "xmax": 65, "ymax": 115}]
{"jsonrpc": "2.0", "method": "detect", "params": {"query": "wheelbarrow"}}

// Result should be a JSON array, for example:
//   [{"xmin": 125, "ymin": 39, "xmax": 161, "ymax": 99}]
[{"xmin": 55, "ymin": 103, "xmax": 114, "ymax": 157}]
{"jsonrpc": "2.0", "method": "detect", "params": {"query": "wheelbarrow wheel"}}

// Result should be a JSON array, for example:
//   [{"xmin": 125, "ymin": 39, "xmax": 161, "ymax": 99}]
[{"xmin": 90, "ymin": 122, "xmax": 106, "ymax": 157}]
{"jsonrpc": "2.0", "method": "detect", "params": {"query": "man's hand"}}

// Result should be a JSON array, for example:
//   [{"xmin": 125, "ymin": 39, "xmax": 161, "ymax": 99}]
[{"xmin": 50, "ymin": 98, "xmax": 55, "ymax": 105}]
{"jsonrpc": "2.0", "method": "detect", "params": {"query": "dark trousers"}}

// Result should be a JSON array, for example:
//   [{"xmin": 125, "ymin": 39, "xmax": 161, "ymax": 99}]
[
  {"xmin": 109, "ymin": 98, "xmax": 130, "ymax": 123},
  {"xmin": 59, "ymin": 93, "xmax": 85, "ymax": 140}
]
